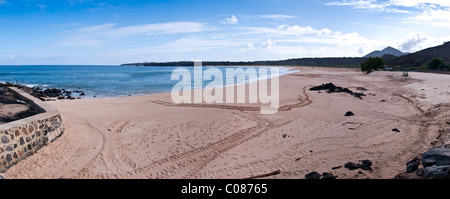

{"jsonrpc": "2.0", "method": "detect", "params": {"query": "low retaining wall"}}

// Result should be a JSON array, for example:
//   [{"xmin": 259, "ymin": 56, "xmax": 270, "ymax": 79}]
[{"xmin": 0, "ymin": 87, "xmax": 63, "ymax": 173}]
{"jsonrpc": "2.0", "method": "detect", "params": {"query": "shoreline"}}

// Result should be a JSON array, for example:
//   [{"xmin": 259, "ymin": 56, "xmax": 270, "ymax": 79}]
[
  {"xmin": 1, "ymin": 67, "xmax": 448, "ymax": 179},
  {"xmin": 31, "ymin": 65, "xmax": 298, "ymax": 101}
]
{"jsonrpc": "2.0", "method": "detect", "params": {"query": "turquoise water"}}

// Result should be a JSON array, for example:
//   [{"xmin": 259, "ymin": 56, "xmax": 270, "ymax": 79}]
[{"xmin": 0, "ymin": 65, "xmax": 295, "ymax": 98}]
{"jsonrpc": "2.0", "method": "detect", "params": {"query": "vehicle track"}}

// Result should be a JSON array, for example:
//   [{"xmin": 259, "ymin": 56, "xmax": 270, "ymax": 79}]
[
  {"xmin": 152, "ymin": 86, "xmax": 312, "ymax": 112},
  {"xmin": 70, "ymin": 86, "xmax": 311, "ymax": 178}
]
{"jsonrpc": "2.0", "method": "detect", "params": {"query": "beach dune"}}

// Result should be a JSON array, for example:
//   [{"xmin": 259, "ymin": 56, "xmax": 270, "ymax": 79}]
[{"xmin": 2, "ymin": 67, "xmax": 449, "ymax": 179}]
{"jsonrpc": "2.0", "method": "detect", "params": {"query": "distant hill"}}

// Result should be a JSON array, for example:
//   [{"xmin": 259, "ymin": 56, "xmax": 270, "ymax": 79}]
[
  {"xmin": 122, "ymin": 42, "xmax": 450, "ymax": 71},
  {"xmin": 387, "ymin": 41, "xmax": 450, "ymax": 68},
  {"xmin": 123, "ymin": 57, "xmax": 368, "ymax": 68},
  {"xmin": 364, "ymin": 46, "xmax": 408, "ymax": 58}
]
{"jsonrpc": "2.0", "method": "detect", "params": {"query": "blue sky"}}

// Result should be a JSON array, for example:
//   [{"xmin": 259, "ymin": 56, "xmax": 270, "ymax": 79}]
[{"xmin": 0, "ymin": 0, "xmax": 450, "ymax": 65}]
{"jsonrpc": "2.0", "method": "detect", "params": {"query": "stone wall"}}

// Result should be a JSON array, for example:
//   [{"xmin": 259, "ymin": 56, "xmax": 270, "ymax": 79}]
[{"xmin": 0, "ymin": 87, "xmax": 63, "ymax": 173}]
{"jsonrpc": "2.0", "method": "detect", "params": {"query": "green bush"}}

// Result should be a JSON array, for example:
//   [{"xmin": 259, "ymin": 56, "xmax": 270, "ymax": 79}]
[
  {"xmin": 427, "ymin": 58, "xmax": 446, "ymax": 70},
  {"xmin": 419, "ymin": 65, "xmax": 428, "ymax": 70},
  {"xmin": 361, "ymin": 57, "xmax": 386, "ymax": 74}
]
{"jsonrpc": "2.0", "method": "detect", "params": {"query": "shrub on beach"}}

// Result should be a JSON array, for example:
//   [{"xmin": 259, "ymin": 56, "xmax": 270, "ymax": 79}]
[
  {"xmin": 361, "ymin": 57, "xmax": 386, "ymax": 74},
  {"xmin": 427, "ymin": 58, "xmax": 446, "ymax": 70}
]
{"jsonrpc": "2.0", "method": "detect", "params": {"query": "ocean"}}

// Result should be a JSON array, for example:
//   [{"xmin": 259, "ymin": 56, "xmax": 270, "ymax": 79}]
[{"xmin": 0, "ymin": 65, "xmax": 296, "ymax": 98}]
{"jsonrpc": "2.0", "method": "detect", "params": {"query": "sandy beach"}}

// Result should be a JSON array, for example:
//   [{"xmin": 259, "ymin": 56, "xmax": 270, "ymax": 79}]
[{"xmin": 2, "ymin": 67, "xmax": 449, "ymax": 179}]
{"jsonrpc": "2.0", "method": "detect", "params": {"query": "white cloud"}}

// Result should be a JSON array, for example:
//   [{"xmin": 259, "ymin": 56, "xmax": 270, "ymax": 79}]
[
  {"xmin": 223, "ymin": 15, "xmax": 239, "ymax": 25},
  {"xmin": 326, "ymin": 0, "xmax": 450, "ymax": 28},
  {"xmin": 325, "ymin": 0, "xmax": 410, "ymax": 13},
  {"xmin": 396, "ymin": 33, "xmax": 450, "ymax": 52},
  {"xmin": 153, "ymin": 36, "xmax": 249, "ymax": 53},
  {"xmin": 397, "ymin": 33, "xmax": 427, "ymax": 52},
  {"xmin": 406, "ymin": 8, "xmax": 450, "ymax": 28},
  {"xmin": 389, "ymin": 0, "xmax": 450, "ymax": 8},
  {"xmin": 107, "ymin": 22, "xmax": 208, "ymax": 37},
  {"xmin": 260, "ymin": 39, "xmax": 274, "ymax": 49},
  {"xmin": 239, "ymin": 24, "xmax": 386, "ymax": 57},
  {"xmin": 59, "ymin": 22, "xmax": 210, "ymax": 47},
  {"xmin": 244, "ymin": 25, "xmax": 344, "ymax": 38},
  {"xmin": 78, "ymin": 23, "xmax": 117, "ymax": 33}
]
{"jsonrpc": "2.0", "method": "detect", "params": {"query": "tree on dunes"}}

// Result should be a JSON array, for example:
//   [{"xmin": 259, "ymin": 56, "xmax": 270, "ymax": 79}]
[{"xmin": 360, "ymin": 57, "xmax": 386, "ymax": 74}]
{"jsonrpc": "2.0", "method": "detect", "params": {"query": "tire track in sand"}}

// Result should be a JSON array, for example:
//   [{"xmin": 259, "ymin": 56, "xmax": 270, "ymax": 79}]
[
  {"xmin": 151, "ymin": 86, "xmax": 312, "ymax": 112},
  {"xmin": 75, "ymin": 86, "xmax": 311, "ymax": 178},
  {"xmin": 79, "ymin": 112, "xmax": 291, "ymax": 179}
]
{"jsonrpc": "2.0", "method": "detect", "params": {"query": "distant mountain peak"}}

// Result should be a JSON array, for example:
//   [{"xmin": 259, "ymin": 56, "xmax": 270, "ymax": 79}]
[
  {"xmin": 383, "ymin": 46, "xmax": 396, "ymax": 51},
  {"xmin": 364, "ymin": 46, "xmax": 407, "ymax": 58}
]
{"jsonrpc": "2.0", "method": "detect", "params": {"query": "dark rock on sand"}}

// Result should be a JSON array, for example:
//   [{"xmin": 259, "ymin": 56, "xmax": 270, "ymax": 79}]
[
  {"xmin": 416, "ymin": 168, "xmax": 424, "ymax": 176},
  {"xmin": 406, "ymin": 157, "xmax": 420, "ymax": 173},
  {"xmin": 321, "ymin": 172, "xmax": 337, "ymax": 179},
  {"xmin": 310, "ymin": 83, "xmax": 366, "ymax": 99},
  {"xmin": 392, "ymin": 128, "xmax": 400, "ymax": 133},
  {"xmin": 344, "ymin": 162, "xmax": 360, "ymax": 170},
  {"xmin": 305, "ymin": 171, "xmax": 321, "ymax": 179},
  {"xmin": 421, "ymin": 148, "xmax": 450, "ymax": 167},
  {"xmin": 406, "ymin": 162, "xmax": 419, "ymax": 173},
  {"xmin": 360, "ymin": 160, "xmax": 373, "ymax": 171},
  {"xmin": 43, "ymin": 88, "xmax": 63, "ymax": 98},
  {"xmin": 345, "ymin": 111, "xmax": 355, "ymax": 116},
  {"xmin": 424, "ymin": 165, "xmax": 450, "ymax": 179}
]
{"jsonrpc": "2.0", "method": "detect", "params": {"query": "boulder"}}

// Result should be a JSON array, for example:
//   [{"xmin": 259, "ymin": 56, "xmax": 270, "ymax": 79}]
[
  {"xmin": 344, "ymin": 162, "xmax": 360, "ymax": 170},
  {"xmin": 406, "ymin": 162, "xmax": 419, "ymax": 173},
  {"xmin": 424, "ymin": 165, "xmax": 450, "ymax": 179},
  {"xmin": 310, "ymin": 83, "xmax": 366, "ymax": 99},
  {"xmin": 392, "ymin": 128, "xmax": 400, "ymax": 133},
  {"xmin": 305, "ymin": 171, "xmax": 321, "ymax": 179},
  {"xmin": 360, "ymin": 160, "xmax": 373, "ymax": 171},
  {"xmin": 345, "ymin": 111, "xmax": 355, "ymax": 117},
  {"xmin": 416, "ymin": 168, "xmax": 424, "ymax": 176},
  {"xmin": 321, "ymin": 172, "xmax": 337, "ymax": 179},
  {"xmin": 406, "ymin": 157, "xmax": 420, "ymax": 173},
  {"xmin": 421, "ymin": 148, "xmax": 450, "ymax": 167}
]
